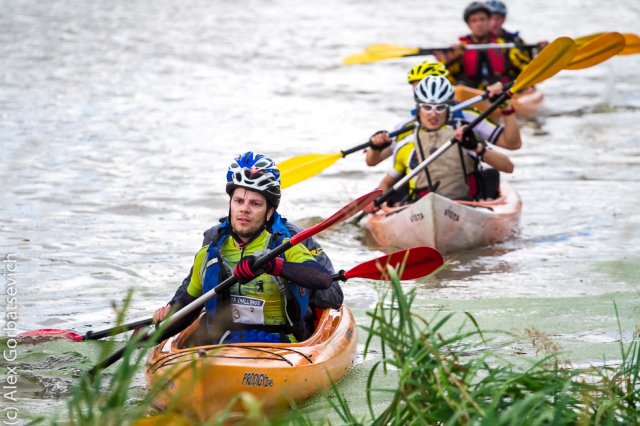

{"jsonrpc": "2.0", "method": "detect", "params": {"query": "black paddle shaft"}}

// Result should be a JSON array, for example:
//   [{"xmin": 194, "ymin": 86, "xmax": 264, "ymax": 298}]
[
  {"xmin": 342, "ymin": 80, "xmax": 515, "ymax": 159},
  {"xmin": 83, "ymin": 318, "xmax": 153, "ymax": 341},
  {"xmin": 340, "ymin": 124, "xmax": 417, "ymax": 157}
]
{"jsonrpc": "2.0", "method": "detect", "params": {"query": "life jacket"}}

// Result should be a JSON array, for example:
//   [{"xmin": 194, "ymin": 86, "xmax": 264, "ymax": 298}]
[
  {"xmin": 200, "ymin": 212, "xmax": 310, "ymax": 343},
  {"xmin": 451, "ymin": 108, "xmax": 465, "ymax": 123},
  {"xmin": 400, "ymin": 126, "xmax": 479, "ymax": 200},
  {"xmin": 458, "ymin": 34, "xmax": 510, "ymax": 87}
]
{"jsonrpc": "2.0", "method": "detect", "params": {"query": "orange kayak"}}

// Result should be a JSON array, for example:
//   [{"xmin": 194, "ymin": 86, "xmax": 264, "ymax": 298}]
[
  {"xmin": 145, "ymin": 306, "xmax": 357, "ymax": 420},
  {"xmin": 455, "ymin": 84, "xmax": 544, "ymax": 121}
]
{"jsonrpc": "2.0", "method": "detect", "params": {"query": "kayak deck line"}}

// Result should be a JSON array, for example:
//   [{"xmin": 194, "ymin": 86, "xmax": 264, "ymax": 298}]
[{"xmin": 149, "ymin": 344, "xmax": 317, "ymax": 369}]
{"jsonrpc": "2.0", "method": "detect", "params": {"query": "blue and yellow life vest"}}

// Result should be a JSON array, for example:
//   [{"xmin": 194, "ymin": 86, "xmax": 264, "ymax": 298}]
[{"xmin": 201, "ymin": 212, "xmax": 310, "ymax": 343}]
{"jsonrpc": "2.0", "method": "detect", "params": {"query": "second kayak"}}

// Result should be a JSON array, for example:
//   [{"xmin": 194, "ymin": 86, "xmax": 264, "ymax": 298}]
[{"xmin": 363, "ymin": 180, "xmax": 522, "ymax": 253}]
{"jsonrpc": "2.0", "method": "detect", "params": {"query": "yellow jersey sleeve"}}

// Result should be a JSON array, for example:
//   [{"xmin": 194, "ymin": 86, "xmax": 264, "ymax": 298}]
[
  {"xmin": 390, "ymin": 142, "xmax": 413, "ymax": 177},
  {"xmin": 186, "ymin": 246, "xmax": 210, "ymax": 298},
  {"xmin": 282, "ymin": 238, "xmax": 316, "ymax": 264}
]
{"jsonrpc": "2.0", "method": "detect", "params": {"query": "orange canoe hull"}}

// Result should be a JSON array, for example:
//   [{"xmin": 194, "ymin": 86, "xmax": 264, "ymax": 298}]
[{"xmin": 145, "ymin": 306, "xmax": 358, "ymax": 420}]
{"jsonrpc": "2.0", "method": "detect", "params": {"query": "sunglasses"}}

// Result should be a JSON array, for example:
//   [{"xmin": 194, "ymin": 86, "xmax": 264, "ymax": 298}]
[{"xmin": 418, "ymin": 103, "xmax": 448, "ymax": 113}]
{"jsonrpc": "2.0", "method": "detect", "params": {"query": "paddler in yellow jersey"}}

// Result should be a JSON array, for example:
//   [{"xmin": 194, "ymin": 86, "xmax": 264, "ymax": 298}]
[
  {"xmin": 366, "ymin": 60, "xmax": 522, "ymax": 170},
  {"xmin": 154, "ymin": 152, "xmax": 332, "ymax": 345},
  {"xmin": 364, "ymin": 75, "xmax": 514, "ymax": 213}
]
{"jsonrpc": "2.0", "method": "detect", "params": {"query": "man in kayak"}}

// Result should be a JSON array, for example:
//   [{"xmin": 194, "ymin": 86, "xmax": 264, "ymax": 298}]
[
  {"xmin": 364, "ymin": 75, "xmax": 514, "ymax": 212},
  {"xmin": 437, "ymin": 1, "xmax": 527, "ymax": 89},
  {"xmin": 365, "ymin": 61, "xmax": 448, "ymax": 168},
  {"xmin": 486, "ymin": 0, "xmax": 548, "ymax": 51},
  {"xmin": 153, "ymin": 152, "xmax": 336, "ymax": 345},
  {"xmin": 365, "ymin": 60, "xmax": 521, "ymax": 168},
  {"xmin": 158, "ymin": 214, "xmax": 343, "ymax": 323}
]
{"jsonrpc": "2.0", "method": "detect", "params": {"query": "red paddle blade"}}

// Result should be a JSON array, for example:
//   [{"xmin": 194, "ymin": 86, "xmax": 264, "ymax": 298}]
[
  {"xmin": 344, "ymin": 246, "xmax": 444, "ymax": 281},
  {"xmin": 17, "ymin": 329, "xmax": 83, "ymax": 342},
  {"xmin": 291, "ymin": 190, "xmax": 382, "ymax": 245}
]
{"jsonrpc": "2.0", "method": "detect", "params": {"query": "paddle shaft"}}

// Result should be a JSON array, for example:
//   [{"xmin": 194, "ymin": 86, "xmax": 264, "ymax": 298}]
[
  {"xmin": 341, "ymin": 124, "xmax": 423, "ymax": 157},
  {"xmin": 79, "ymin": 248, "xmax": 357, "ymax": 341},
  {"xmin": 87, "ymin": 246, "xmax": 431, "ymax": 342},
  {"xmin": 352, "ymin": 38, "xmax": 577, "ymax": 225},
  {"xmin": 84, "ymin": 318, "xmax": 153, "ymax": 340},
  {"xmin": 415, "ymin": 42, "xmax": 535, "ymax": 55},
  {"xmin": 344, "ymin": 80, "xmax": 515, "ymax": 159},
  {"xmin": 290, "ymin": 38, "xmax": 576, "ymax": 189}
]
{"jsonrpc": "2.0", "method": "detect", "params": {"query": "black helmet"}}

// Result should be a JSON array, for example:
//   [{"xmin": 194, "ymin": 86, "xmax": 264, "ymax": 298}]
[
  {"xmin": 463, "ymin": 1, "xmax": 491, "ymax": 22},
  {"xmin": 486, "ymin": 0, "xmax": 507, "ymax": 16}
]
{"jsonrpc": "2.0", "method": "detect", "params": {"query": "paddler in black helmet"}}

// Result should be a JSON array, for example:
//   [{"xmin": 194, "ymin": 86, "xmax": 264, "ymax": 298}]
[{"xmin": 435, "ymin": 1, "xmax": 526, "ymax": 90}]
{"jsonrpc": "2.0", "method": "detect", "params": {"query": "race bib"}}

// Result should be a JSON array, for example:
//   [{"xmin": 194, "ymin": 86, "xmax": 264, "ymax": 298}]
[{"xmin": 230, "ymin": 295, "xmax": 265, "ymax": 325}]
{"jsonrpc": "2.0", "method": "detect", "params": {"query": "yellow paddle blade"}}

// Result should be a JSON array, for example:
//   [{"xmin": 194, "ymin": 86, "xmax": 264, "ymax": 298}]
[
  {"xmin": 511, "ymin": 37, "xmax": 577, "ymax": 94},
  {"xmin": 343, "ymin": 44, "xmax": 422, "ymax": 64},
  {"xmin": 278, "ymin": 153, "xmax": 329, "ymax": 173},
  {"xmin": 575, "ymin": 32, "xmax": 640, "ymax": 55},
  {"xmin": 278, "ymin": 153, "xmax": 343, "ymax": 189},
  {"xmin": 574, "ymin": 32, "xmax": 605, "ymax": 47},
  {"xmin": 565, "ymin": 32, "xmax": 625, "ymax": 70},
  {"xmin": 343, "ymin": 51, "xmax": 383, "ymax": 65},
  {"xmin": 365, "ymin": 44, "xmax": 421, "ymax": 57},
  {"xmin": 620, "ymin": 33, "xmax": 640, "ymax": 55},
  {"xmin": 365, "ymin": 43, "xmax": 410, "ymax": 53}
]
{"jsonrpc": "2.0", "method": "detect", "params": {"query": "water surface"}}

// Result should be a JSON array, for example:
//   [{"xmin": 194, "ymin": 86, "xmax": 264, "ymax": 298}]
[{"xmin": 1, "ymin": 0, "xmax": 639, "ymax": 421}]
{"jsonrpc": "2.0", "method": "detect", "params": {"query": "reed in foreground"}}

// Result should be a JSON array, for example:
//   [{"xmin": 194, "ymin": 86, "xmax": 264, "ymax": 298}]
[{"xmin": 330, "ymin": 268, "xmax": 640, "ymax": 425}]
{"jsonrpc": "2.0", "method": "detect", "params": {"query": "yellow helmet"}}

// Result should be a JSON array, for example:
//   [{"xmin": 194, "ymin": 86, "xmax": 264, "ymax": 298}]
[{"xmin": 407, "ymin": 61, "xmax": 449, "ymax": 84}]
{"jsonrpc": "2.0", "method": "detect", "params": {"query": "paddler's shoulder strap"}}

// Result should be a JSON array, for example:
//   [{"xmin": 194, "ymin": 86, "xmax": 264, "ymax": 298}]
[{"xmin": 202, "ymin": 217, "xmax": 231, "ymax": 246}]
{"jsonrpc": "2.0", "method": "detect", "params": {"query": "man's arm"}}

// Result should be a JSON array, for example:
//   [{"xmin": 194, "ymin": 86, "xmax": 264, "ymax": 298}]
[
  {"xmin": 365, "ymin": 131, "xmax": 393, "ymax": 166},
  {"xmin": 285, "ymin": 221, "xmax": 344, "ymax": 309},
  {"xmin": 167, "ymin": 225, "xmax": 220, "ymax": 306},
  {"xmin": 280, "ymin": 261, "xmax": 332, "ymax": 290},
  {"xmin": 495, "ymin": 108, "xmax": 522, "ymax": 150},
  {"xmin": 168, "ymin": 268, "xmax": 194, "ymax": 307}
]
